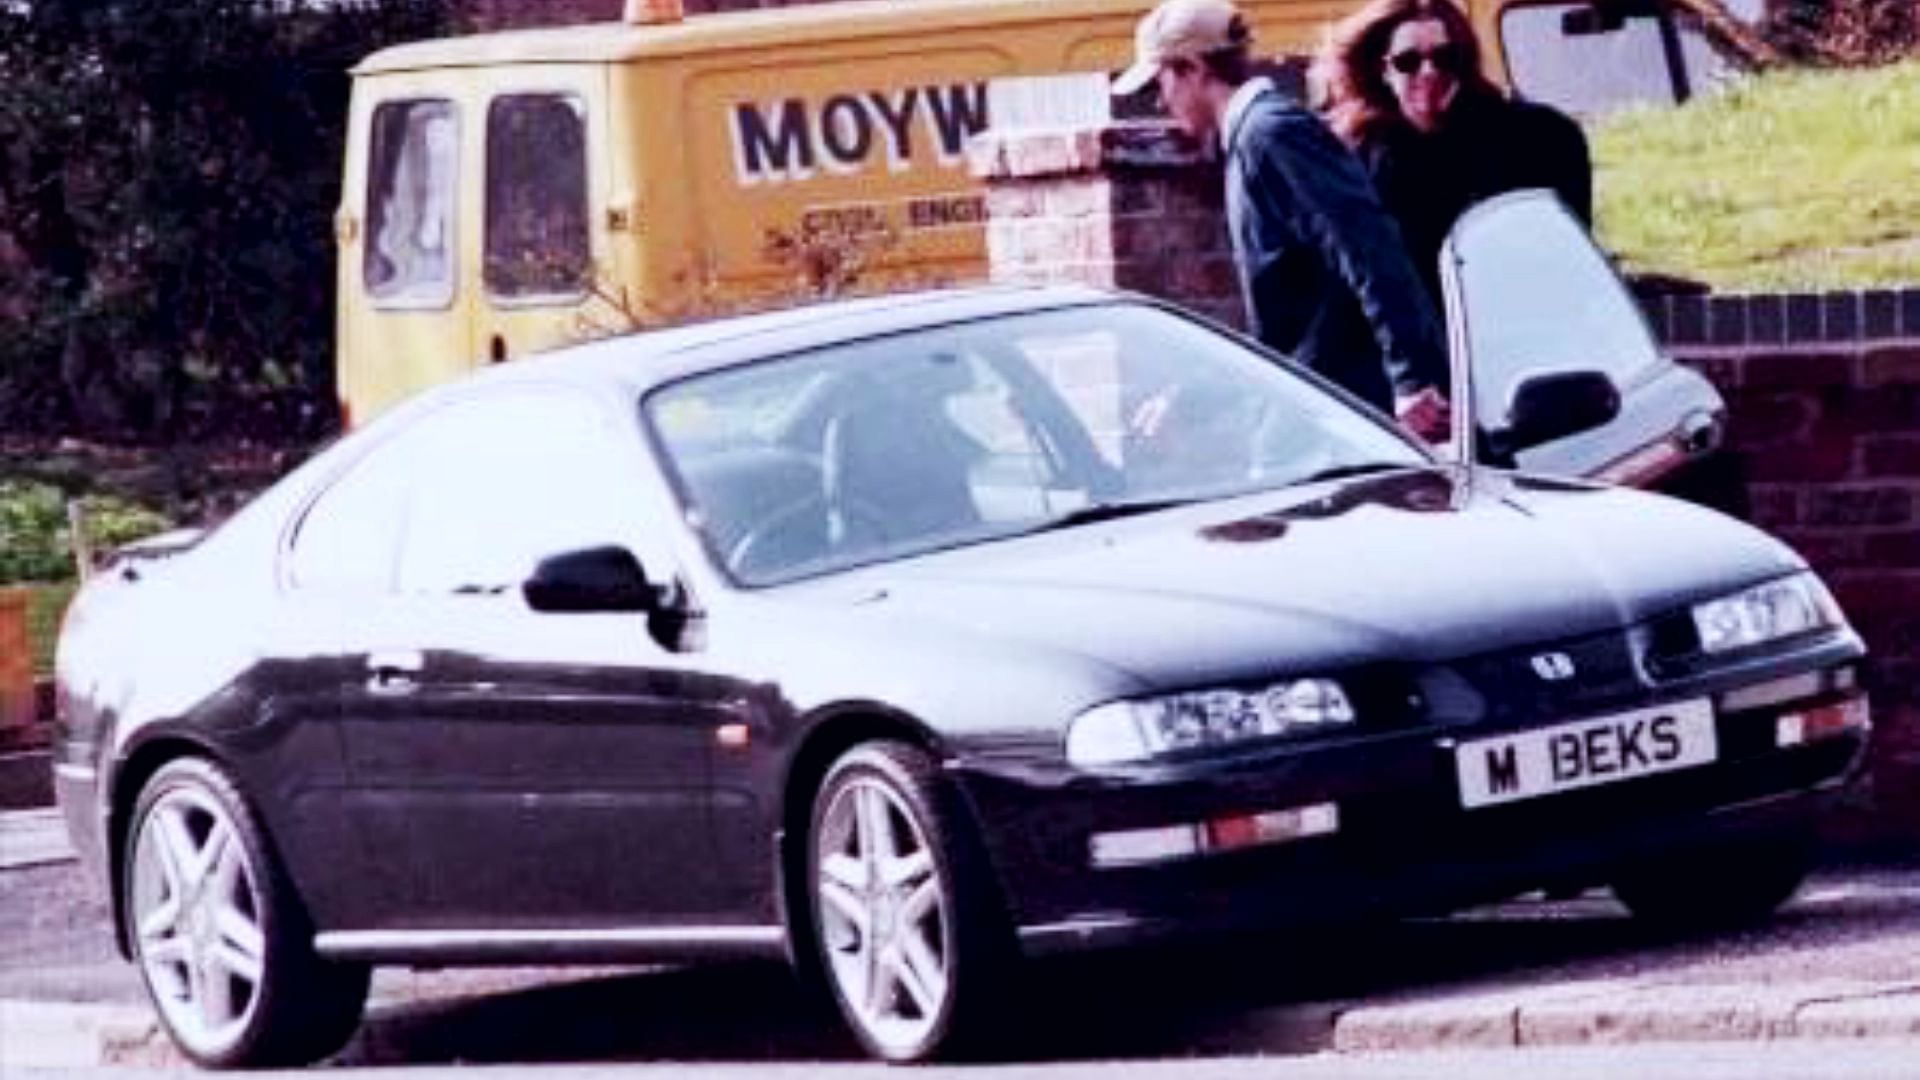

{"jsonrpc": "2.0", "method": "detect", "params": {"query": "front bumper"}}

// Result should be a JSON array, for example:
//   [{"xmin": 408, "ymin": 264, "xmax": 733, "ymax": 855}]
[{"xmin": 954, "ymin": 671, "xmax": 1869, "ymax": 956}]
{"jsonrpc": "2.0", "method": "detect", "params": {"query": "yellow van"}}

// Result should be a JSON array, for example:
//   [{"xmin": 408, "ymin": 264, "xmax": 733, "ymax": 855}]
[{"xmin": 336, "ymin": 0, "xmax": 1730, "ymax": 423}]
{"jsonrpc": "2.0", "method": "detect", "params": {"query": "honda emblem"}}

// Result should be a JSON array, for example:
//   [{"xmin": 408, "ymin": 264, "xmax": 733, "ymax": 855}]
[{"xmin": 1530, "ymin": 652, "xmax": 1576, "ymax": 681}]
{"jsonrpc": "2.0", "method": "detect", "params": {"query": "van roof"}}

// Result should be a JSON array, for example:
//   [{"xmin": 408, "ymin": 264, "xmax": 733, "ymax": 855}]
[
  {"xmin": 447, "ymin": 283, "xmax": 1118, "ymax": 398},
  {"xmin": 355, "ymin": 0, "xmax": 1138, "ymax": 74}
]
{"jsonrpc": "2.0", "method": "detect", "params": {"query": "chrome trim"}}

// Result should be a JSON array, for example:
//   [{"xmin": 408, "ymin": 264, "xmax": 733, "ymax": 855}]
[
  {"xmin": 1017, "ymin": 915, "xmax": 1145, "ymax": 955},
  {"xmin": 313, "ymin": 926, "xmax": 785, "ymax": 964},
  {"xmin": 53, "ymin": 763, "xmax": 97, "ymax": 783}
]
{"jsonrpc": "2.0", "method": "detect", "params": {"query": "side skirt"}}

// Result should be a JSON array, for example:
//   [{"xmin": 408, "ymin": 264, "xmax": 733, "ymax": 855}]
[{"xmin": 314, "ymin": 926, "xmax": 787, "ymax": 966}]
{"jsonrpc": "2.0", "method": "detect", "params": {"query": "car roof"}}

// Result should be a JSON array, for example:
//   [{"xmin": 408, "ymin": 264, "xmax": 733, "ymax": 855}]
[{"xmin": 455, "ymin": 283, "xmax": 1124, "ymax": 399}]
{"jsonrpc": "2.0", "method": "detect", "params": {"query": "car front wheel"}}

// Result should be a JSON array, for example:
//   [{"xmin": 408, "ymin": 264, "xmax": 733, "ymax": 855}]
[
  {"xmin": 125, "ymin": 757, "xmax": 368, "ymax": 1068},
  {"xmin": 1610, "ymin": 835, "xmax": 1811, "ymax": 929},
  {"xmin": 808, "ymin": 741, "xmax": 1013, "ymax": 1062}
]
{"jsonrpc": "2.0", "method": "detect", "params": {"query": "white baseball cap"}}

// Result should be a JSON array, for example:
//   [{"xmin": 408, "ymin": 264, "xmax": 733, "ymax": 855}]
[{"xmin": 1111, "ymin": 0, "xmax": 1252, "ymax": 96}]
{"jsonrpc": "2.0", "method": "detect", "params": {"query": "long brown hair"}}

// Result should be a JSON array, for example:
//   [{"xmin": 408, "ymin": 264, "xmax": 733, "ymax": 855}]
[{"xmin": 1312, "ymin": 0, "xmax": 1498, "ymax": 146}]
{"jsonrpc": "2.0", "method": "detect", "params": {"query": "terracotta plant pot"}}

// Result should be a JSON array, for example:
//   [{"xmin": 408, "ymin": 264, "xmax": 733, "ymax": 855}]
[{"xmin": 0, "ymin": 588, "xmax": 34, "ymax": 734}]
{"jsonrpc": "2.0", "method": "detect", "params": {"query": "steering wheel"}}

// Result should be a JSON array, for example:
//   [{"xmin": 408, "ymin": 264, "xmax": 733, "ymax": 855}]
[{"xmin": 725, "ymin": 491, "xmax": 892, "ymax": 579}]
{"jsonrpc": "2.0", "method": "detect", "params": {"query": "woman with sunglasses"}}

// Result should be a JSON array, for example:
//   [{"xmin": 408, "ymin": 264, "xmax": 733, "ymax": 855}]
[{"xmin": 1312, "ymin": 0, "xmax": 1590, "ymax": 305}]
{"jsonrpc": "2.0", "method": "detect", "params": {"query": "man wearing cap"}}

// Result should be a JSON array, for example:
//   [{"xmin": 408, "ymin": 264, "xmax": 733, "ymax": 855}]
[{"xmin": 1114, "ymin": 0, "xmax": 1450, "ymax": 438}]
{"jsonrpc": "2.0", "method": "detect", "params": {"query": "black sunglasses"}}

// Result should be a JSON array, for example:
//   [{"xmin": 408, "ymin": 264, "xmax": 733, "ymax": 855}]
[{"xmin": 1386, "ymin": 44, "xmax": 1464, "ymax": 76}]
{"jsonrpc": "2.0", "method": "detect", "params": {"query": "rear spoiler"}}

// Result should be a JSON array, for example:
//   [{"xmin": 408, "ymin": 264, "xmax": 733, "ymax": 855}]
[{"xmin": 89, "ymin": 527, "xmax": 207, "ymax": 583}]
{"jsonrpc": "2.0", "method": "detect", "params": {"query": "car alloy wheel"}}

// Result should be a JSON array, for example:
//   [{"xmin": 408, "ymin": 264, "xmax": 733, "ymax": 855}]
[
  {"xmin": 125, "ymin": 758, "xmax": 368, "ymax": 1067},
  {"xmin": 130, "ymin": 774, "xmax": 266, "ymax": 1057},
  {"xmin": 809, "ymin": 741, "xmax": 1012, "ymax": 1062}
]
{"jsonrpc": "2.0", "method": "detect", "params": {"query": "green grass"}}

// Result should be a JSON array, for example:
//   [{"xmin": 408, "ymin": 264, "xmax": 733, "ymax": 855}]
[{"xmin": 1594, "ymin": 60, "xmax": 1920, "ymax": 291}]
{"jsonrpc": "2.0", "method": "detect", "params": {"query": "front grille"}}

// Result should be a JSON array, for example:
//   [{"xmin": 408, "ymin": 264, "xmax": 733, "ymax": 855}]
[{"xmin": 1451, "ymin": 627, "xmax": 1649, "ymax": 727}]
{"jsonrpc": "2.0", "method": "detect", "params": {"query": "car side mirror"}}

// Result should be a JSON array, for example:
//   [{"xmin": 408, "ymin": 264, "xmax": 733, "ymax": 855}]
[
  {"xmin": 1492, "ymin": 370, "xmax": 1622, "ymax": 458},
  {"xmin": 523, "ymin": 545, "xmax": 656, "ymax": 614}
]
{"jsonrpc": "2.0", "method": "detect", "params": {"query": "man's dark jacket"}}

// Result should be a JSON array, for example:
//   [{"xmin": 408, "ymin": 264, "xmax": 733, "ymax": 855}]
[{"xmin": 1222, "ymin": 84, "xmax": 1448, "ymax": 412}]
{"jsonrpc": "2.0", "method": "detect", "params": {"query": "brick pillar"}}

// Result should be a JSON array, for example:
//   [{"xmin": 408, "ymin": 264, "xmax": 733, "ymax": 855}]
[{"xmin": 968, "ymin": 122, "xmax": 1243, "ymax": 330}]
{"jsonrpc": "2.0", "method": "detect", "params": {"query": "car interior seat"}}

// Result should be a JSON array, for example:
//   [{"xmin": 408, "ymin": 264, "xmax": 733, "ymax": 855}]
[{"xmin": 821, "ymin": 371, "xmax": 983, "ymax": 550}]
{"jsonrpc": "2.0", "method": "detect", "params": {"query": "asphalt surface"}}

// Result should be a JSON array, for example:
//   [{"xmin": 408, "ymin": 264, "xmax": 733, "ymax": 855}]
[
  {"xmin": 13, "ymin": 1040, "xmax": 1920, "ymax": 1080},
  {"xmin": 6, "ymin": 807, "xmax": 1920, "ymax": 1068}
]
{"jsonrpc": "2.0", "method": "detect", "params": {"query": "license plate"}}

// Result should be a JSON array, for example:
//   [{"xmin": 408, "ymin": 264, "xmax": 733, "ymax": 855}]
[{"xmin": 1455, "ymin": 699, "xmax": 1717, "ymax": 809}]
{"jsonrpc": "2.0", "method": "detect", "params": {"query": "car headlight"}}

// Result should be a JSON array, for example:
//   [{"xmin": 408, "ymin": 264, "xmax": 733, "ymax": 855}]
[
  {"xmin": 1067, "ymin": 679, "xmax": 1356, "ymax": 767},
  {"xmin": 1691, "ymin": 572, "xmax": 1843, "ymax": 655}
]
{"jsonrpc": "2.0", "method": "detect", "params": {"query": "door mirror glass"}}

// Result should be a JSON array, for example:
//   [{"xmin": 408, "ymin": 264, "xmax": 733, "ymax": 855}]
[
  {"xmin": 524, "ymin": 546, "xmax": 654, "ymax": 613},
  {"xmin": 1493, "ymin": 370, "xmax": 1622, "ymax": 458}
]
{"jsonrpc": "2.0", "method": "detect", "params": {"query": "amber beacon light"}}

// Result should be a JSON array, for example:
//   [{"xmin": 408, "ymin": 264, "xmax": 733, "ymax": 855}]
[{"xmin": 624, "ymin": 0, "xmax": 685, "ymax": 23}]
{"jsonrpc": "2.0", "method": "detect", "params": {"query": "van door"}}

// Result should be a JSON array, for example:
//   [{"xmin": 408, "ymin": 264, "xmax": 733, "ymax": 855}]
[
  {"xmin": 1439, "ymin": 189, "xmax": 1725, "ymax": 486},
  {"xmin": 472, "ymin": 66, "xmax": 610, "ymax": 368},
  {"xmin": 339, "ymin": 80, "xmax": 476, "ymax": 426}
]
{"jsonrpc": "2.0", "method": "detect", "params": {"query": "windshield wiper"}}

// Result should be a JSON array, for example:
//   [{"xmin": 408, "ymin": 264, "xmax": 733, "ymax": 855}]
[
  {"xmin": 1016, "ymin": 497, "xmax": 1200, "ymax": 536},
  {"xmin": 1294, "ymin": 462, "xmax": 1418, "ymax": 486}
]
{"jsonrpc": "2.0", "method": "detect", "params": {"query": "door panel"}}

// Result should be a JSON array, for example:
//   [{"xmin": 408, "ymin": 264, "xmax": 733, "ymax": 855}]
[
  {"xmin": 1440, "ymin": 189, "xmax": 1725, "ymax": 481},
  {"xmin": 336, "ymin": 601, "xmax": 746, "ymax": 928}
]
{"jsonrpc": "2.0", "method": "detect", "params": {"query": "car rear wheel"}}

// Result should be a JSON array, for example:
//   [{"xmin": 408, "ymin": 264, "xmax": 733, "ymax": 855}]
[
  {"xmin": 125, "ymin": 758, "xmax": 368, "ymax": 1068},
  {"xmin": 807, "ymin": 741, "xmax": 1013, "ymax": 1062},
  {"xmin": 1610, "ymin": 836, "xmax": 1811, "ymax": 929}
]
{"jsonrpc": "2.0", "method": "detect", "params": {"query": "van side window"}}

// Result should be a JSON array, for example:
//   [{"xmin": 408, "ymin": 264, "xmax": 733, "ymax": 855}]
[
  {"xmin": 365, "ymin": 99, "xmax": 459, "ymax": 308},
  {"xmin": 1500, "ymin": 2, "xmax": 1731, "ymax": 116},
  {"xmin": 485, "ymin": 93, "xmax": 590, "ymax": 302}
]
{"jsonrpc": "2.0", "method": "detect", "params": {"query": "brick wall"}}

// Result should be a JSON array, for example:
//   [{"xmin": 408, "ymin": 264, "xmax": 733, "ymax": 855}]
[
  {"xmin": 1659, "ymin": 304, "xmax": 1920, "ymax": 838},
  {"xmin": 975, "ymin": 120, "xmax": 1920, "ymax": 846}
]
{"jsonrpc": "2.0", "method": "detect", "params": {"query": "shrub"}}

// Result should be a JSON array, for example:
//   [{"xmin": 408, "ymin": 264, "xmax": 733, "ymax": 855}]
[{"xmin": 0, "ymin": 480, "xmax": 173, "ymax": 585}]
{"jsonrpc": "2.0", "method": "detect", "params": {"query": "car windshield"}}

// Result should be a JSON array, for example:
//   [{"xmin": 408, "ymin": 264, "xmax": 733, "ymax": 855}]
[{"xmin": 645, "ymin": 302, "xmax": 1426, "ymax": 585}]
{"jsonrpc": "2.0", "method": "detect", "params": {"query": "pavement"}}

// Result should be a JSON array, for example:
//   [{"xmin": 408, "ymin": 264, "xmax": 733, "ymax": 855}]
[{"xmin": 4, "ymin": 806, "xmax": 1920, "ymax": 1070}]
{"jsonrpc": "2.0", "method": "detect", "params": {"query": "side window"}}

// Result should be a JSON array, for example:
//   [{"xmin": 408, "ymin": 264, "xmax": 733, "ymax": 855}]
[
  {"xmin": 287, "ymin": 433, "xmax": 426, "ymax": 594},
  {"xmin": 395, "ymin": 393, "xmax": 642, "ymax": 595},
  {"xmin": 485, "ymin": 93, "xmax": 590, "ymax": 302},
  {"xmin": 365, "ymin": 99, "xmax": 459, "ymax": 308},
  {"xmin": 1500, "ymin": 1, "xmax": 1732, "ymax": 116}
]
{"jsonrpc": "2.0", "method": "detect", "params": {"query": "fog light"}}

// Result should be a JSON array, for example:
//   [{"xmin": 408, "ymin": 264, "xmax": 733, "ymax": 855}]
[
  {"xmin": 1721, "ymin": 672, "xmax": 1823, "ymax": 713},
  {"xmin": 1089, "ymin": 802, "xmax": 1339, "ymax": 868},
  {"xmin": 1776, "ymin": 697, "xmax": 1870, "ymax": 747},
  {"xmin": 1089, "ymin": 825, "xmax": 1200, "ymax": 868}
]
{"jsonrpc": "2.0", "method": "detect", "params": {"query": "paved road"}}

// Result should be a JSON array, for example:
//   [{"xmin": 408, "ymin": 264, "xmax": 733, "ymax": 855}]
[
  {"xmin": 11, "ymin": 1039, "xmax": 1920, "ymax": 1080},
  {"xmin": 6, "ymin": 797, "xmax": 1920, "ymax": 1068}
]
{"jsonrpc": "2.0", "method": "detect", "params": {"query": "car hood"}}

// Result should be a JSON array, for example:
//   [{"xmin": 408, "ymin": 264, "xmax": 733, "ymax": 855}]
[{"xmin": 824, "ymin": 468, "xmax": 1804, "ymax": 685}]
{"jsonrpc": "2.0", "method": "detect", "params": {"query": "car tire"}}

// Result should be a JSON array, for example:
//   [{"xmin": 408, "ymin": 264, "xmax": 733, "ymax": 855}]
[
  {"xmin": 124, "ymin": 757, "xmax": 369, "ymax": 1068},
  {"xmin": 1610, "ymin": 836, "xmax": 1811, "ymax": 929},
  {"xmin": 806, "ymin": 741, "xmax": 1015, "ymax": 1062}
]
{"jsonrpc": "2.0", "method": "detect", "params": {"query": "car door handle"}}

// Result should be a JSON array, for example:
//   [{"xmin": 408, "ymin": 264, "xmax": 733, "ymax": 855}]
[{"xmin": 366, "ymin": 650, "xmax": 423, "ymax": 695}]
